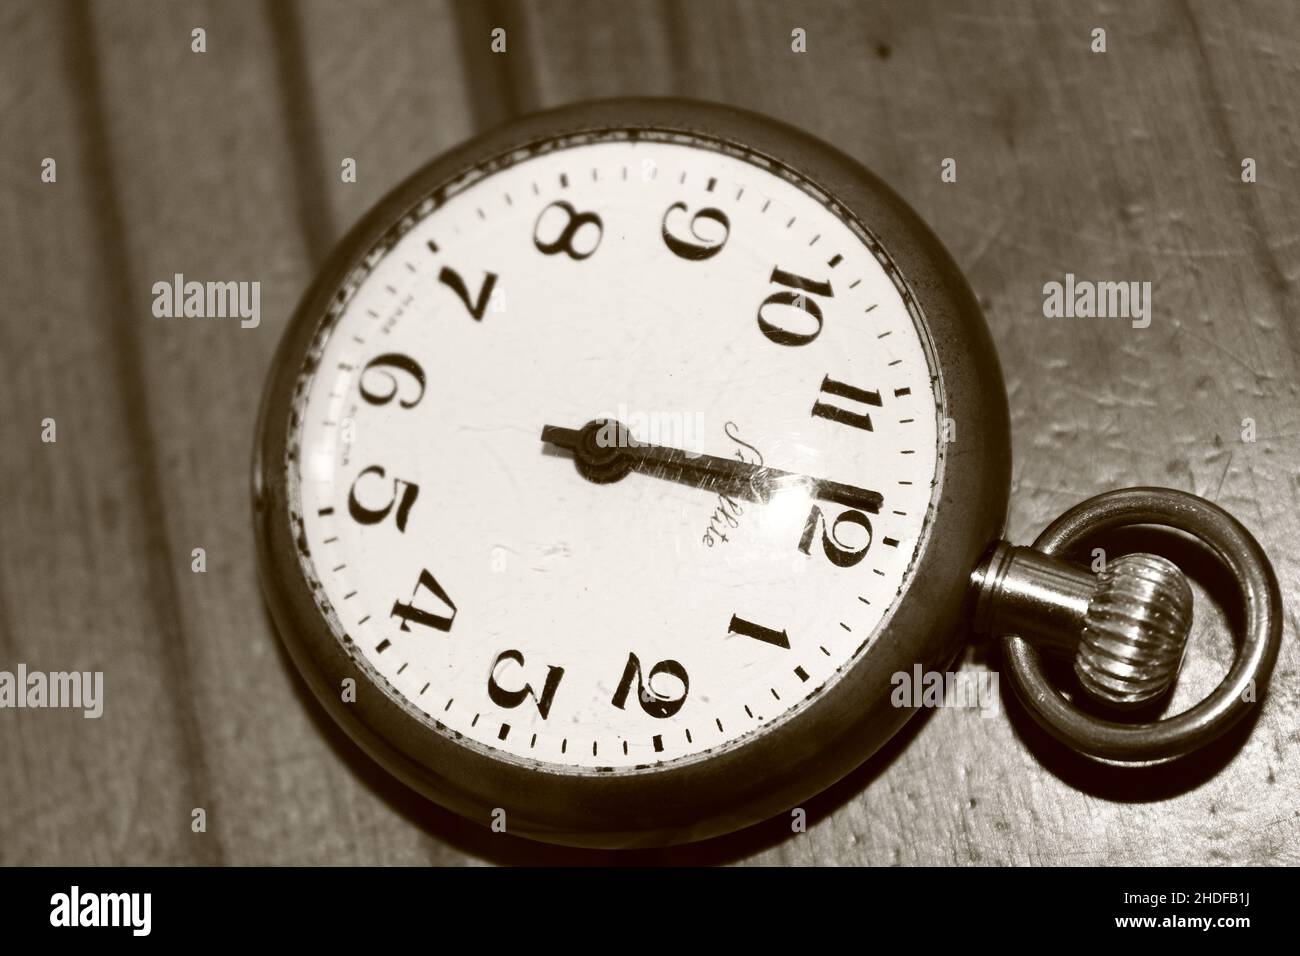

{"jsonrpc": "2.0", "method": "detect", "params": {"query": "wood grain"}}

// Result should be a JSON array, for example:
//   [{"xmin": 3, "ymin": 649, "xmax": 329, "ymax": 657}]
[{"xmin": 0, "ymin": 0, "xmax": 1294, "ymax": 865}]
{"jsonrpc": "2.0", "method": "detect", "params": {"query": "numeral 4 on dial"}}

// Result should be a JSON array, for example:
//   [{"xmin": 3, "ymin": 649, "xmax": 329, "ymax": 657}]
[{"xmin": 391, "ymin": 569, "xmax": 457, "ymax": 633}]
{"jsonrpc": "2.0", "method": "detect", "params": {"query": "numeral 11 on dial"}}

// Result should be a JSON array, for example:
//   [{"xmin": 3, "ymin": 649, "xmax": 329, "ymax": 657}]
[{"xmin": 811, "ymin": 374, "xmax": 882, "ymax": 431}]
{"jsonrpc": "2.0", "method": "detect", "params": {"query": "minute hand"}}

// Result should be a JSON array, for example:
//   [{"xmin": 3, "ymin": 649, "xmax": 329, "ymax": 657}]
[
  {"xmin": 540, "ymin": 419, "xmax": 882, "ymax": 514},
  {"xmin": 629, "ymin": 443, "xmax": 881, "ymax": 513}
]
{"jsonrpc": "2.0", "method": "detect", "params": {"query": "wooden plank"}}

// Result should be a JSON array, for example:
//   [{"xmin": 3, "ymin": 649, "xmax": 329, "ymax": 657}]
[
  {"xmin": 0, "ymin": 2, "xmax": 206, "ymax": 864},
  {"xmin": 76, "ymin": 0, "xmax": 447, "ymax": 864},
  {"xmin": 294, "ymin": 0, "xmax": 477, "ymax": 245}
]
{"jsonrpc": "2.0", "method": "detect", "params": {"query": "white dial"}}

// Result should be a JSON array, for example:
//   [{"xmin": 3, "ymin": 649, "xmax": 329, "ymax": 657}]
[{"xmin": 289, "ymin": 133, "xmax": 942, "ymax": 771}]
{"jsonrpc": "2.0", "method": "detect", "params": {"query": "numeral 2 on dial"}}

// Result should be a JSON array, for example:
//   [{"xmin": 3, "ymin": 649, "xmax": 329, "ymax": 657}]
[{"xmin": 488, "ymin": 650, "xmax": 564, "ymax": 719}]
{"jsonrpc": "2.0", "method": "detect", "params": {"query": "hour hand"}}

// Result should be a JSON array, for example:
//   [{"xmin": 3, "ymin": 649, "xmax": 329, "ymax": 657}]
[{"xmin": 540, "ymin": 419, "xmax": 882, "ymax": 513}]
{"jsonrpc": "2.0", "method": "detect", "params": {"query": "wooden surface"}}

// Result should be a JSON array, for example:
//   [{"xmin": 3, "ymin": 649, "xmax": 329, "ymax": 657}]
[{"xmin": 1, "ymin": 0, "xmax": 1296, "ymax": 865}]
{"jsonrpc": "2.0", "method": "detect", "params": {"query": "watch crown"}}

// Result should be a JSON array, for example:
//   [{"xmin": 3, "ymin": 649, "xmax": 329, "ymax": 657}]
[{"xmin": 1075, "ymin": 553, "xmax": 1193, "ymax": 708}]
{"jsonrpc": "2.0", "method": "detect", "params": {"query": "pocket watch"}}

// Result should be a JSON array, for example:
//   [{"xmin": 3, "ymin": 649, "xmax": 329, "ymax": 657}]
[{"xmin": 253, "ymin": 98, "xmax": 1282, "ymax": 848}]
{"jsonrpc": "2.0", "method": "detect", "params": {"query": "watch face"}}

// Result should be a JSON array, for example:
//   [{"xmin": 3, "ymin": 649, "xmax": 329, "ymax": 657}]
[{"xmin": 286, "ymin": 129, "xmax": 942, "ymax": 774}]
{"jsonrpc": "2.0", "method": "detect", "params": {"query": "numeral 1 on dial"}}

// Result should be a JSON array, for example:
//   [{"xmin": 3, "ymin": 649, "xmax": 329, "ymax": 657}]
[{"xmin": 727, "ymin": 615, "xmax": 791, "ymax": 650}]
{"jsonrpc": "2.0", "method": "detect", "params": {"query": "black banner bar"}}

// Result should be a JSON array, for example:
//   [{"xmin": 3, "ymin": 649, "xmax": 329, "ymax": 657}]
[{"xmin": 0, "ymin": 866, "xmax": 1281, "ymax": 942}]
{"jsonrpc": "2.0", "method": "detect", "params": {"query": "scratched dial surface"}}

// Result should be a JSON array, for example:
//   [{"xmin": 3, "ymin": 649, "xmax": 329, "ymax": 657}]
[{"xmin": 290, "ymin": 133, "xmax": 942, "ymax": 770}]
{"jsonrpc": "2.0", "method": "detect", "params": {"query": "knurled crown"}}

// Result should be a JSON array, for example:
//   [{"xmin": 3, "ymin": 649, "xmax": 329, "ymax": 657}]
[{"xmin": 1075, "ymin": 553, "xmax": 1193, "ymax": 708}]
